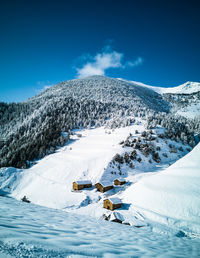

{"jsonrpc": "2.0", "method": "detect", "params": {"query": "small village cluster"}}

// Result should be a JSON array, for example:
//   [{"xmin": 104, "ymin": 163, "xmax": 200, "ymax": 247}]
[{"xmin": 72, "ymin": 178, "xmax": 126, "ymax": 211}]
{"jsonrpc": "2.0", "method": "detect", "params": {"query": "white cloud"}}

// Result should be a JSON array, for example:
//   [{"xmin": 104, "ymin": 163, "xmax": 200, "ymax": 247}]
[
  {"xmin": 77, "ymin": 51, "xmax": 123, "ymax": 78},
  {"xmin": 76, "ymin": 47, "xmax": 143, "ymax": 78},
  {"xmin": 126, "ymin": 57, "xmax": 144, "ymax": 67}
]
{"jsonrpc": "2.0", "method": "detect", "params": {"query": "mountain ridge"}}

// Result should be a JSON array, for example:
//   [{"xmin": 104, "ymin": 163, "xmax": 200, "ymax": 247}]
[{"xmin": 118, "ymin": 78, "xmax": 200, "ymax": 95}]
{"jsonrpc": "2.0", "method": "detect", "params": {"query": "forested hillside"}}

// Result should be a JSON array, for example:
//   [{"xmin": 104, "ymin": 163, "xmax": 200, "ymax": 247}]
[{"xmin": 0, "ymin": 76, "xmax": 199, "ymax": 168}]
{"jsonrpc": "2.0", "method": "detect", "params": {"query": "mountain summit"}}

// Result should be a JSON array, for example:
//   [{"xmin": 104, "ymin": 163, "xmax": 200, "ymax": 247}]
[{"xmin": 35, "ymin": 75, "xmax": 169, "ymax": 112}]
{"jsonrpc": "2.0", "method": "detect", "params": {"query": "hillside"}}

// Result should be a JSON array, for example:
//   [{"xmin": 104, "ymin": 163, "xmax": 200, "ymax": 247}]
[
  {"xmin": 0, "ymin": 123, "xmax": 198, "ymax": 235},
  {"xmin": 1, "ymin": 196, "xmax": 200, "ymax": 257},
  {"xmin": 0, "ymin": 75, "xmax": 200, "ymax": 238},
  {"xmin": 34, "ymin": 75, "xmax": 169, "ymax": 111},
  {"xmin": 0, "ymin": 76, "xmax": 170, "ymax": 168},
  {"xmin": 1, "ymin": 76, "xmax": 199, "ymax": 169},
  {"xmin": 123, "ymin": 142, "xmax": 200, "ymax": 235},
  {"xmin": 0, "ymin": 124, "xmax": 193, "ymax": 209},
  {"xmin": 122, "ymin": 78, "xmax": 200, "ymax": 119}
]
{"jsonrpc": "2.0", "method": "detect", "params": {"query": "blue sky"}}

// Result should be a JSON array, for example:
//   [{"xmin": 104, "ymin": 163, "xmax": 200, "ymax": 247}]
[{"xmin": 0, "ymin": 0, "xmax": 200, "ymax": 102}]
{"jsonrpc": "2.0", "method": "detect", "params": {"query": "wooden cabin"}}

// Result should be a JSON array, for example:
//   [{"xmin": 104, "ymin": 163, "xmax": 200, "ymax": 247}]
[
  {"xmin": 114, "ymin": 178, "xmax": 126, "ymax": 186},
  {"xmin": 95, "ymin": 182, "xmax": 113, "ymax": 193},
  {"xmin": 73, "ymin": 180, "xmax": 92, "ymax": 191},
  {"xmin": 103, "ymin": 197, "xmax": 122, "ymax": 211},
  {"xmin": 110, "ymin": 212, "xmax": 124, "ymax": 223}
]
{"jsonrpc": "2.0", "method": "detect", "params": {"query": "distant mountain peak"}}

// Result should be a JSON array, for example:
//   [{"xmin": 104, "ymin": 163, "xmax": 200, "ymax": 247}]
[{"xmin": 120, "ymin": 78, "xmax": 200, "ymax": 95}]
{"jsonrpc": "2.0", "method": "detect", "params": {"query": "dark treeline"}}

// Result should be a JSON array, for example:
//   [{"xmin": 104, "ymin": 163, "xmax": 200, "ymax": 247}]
[{"xmin": 0, "ymin": 97, "xmax": 130, "ymax": 168}]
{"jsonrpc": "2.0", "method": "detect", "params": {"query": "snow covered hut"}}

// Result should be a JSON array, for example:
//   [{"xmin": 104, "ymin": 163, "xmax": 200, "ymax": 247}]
[
  {"xmin": 95, "ymin": 182, "xmax": 113, "ymax": 193},
  {"xmin": 21, "ymin": 196, "xmax": 31, "ymax": 203},
  {"xmin": 114, "ymin": 178, "xmax": 126, "ymax": 186},
  {"xmin": 110, "ymin": 212, "xmax": 124, "ymax": 223},
  {"xmin": 73, "ymin": 180, "xmax": 92, "ymax": 190},
  {"xmin": 103, "ymin": 197, "xmax": 122, "ymax": 211}
]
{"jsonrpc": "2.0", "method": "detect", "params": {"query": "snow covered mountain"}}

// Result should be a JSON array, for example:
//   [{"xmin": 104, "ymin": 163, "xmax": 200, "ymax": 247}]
[
  {"xmin": 35, "ymin": 75, "xmax": 169, "ymax": 111},
  {"xmin": 121, "ymin": 78, "xmax": 200, "ymax": 119},
  {"xmin": 0, "ymin": 75, "xmax": 200, "ymax": 238},
  {"xmin": 121, "ymin": 79, "xmax": 200, "ymax": 95},
  {"xmin": 0, "ymin": 75, "xmax": 199, "ymax": 169},
  {"xmin": 0, "ymin": 75, "xmax": 171, "ymax": 168}
]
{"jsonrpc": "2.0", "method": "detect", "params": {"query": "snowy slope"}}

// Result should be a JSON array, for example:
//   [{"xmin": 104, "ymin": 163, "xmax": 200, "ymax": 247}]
[
  {"xmin": 37, "ymin": 75, "xmax": 168, "ymax": 110},
  {"xmin": 176, "ymin": 102, "xmax": 200, "ymax": 119},
  {"xmin": 0, "ymin": 123, "xmax": 194, "ymax": 227},
  {"xmin": 150, "ymin": 81, "xmax": 200, "ymax": 94},
  {"xmin": 1, "ymin": 75, "xmax": 171, "ymax": 169},
  {"xmin": 0, "ymin": 125, "xmax": 145, "ymax": 209},
  {"xmin": 120, "ymin": 79, "xmax": 200, "ymax": 95},
  {"xmin": 1, "ymin": 197, "xmax": 200, "ymax": 257},
  {"xmin": 123, "ymin": 142, "xmax": 200, "ymax": 235},
  {"xmin": 0, "ymin": 75, "xmax": 200, "ymax": 239},
  {"xmin": 118, "ymin": 78, "xmax": 200, "ymax": 119}
]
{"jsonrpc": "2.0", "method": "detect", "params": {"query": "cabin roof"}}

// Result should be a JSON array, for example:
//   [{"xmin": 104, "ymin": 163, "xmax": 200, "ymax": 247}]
[
  {"xmin": 75, "ymin": 180, "xmax": 92, "ymax": 185},
  {"xmin": 108, "ymin": 197, "xmax": 122, "ymax": 204},
  {"xmin": 98, "ymin": 181, "xmax": 113, "ymax": 187},
  {"xmin": 114, "ymin": 178, "xmax": 126, "ymax": 182},
  {"xmin": 110, "ymin": 212, "xmax": 124, "ymax": 222}
]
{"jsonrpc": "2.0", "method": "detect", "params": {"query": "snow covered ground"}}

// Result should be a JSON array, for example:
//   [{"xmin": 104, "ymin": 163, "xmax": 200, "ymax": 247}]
[
  {"xmin": 122, "ymin": 79, "xmax": 200, "ymax": 119},
  {"xmin": 176, "ymin": 103, "xmax": 200, "ymax": 119},
  {"xmin": 0, "ymin": 122, "xmax": 198, "ymax": 235},
  {"xmin": 122, "ymin": 142, "xmax": 200, "ymax": 236},
  {"xmin": 0, "ymin": 196, "xmax": 200, "ymax": 258},
  {"xmin": 1, "ymin": 76, "xmax": 200, "ymax": 256},
  {"xmin": 0, "ymin": 124, "xmax": 145, "ymax": 209}
]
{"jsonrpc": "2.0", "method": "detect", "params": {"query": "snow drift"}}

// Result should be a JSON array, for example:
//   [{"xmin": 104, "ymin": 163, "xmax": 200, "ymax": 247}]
[{"xmin": 123, "ymin": 142, "xmax": 200, "ymax": 235}]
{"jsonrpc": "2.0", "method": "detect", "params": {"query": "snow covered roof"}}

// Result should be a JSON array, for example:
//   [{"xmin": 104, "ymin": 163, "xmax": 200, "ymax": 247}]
[
  {"xmin": 75, "ymin": 180, "xmax": 92, "ymax": 185},
  {"xmin": 108, "ymin": 197, "xmax": 122, "ymax": 204},
  {"xmin": 99, "ymin": 181, "xmax": 113, "ymax": 187},
  {"xmin": 114, "ymin": 178, "xmax": 126, "ymax": 182},
  {"xmin": 110, "ymin": 212, "xmax": 124, "ymax": 222}
]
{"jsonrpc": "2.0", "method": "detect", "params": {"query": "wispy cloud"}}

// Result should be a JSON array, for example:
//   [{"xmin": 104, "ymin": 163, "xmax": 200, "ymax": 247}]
[
  {"xmin": 76, "ymin": 46, "xmax": 143, "ymax": 78},
  {"xmin": 34, "ymin": 81, "xmax": 54, "ymax": 94},
  {"xmin": 126, "ymin": 57, "xmax": 144, "ymax": 67},
  {"xmin": 43, "ymin": 84, "xmax": 53, "ymax": 90}
]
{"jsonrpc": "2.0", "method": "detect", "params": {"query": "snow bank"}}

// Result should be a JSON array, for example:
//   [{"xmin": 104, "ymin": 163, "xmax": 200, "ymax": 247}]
[{"xmin": 123, "ymin": 143, "xmax": 200, "ymax": 234}]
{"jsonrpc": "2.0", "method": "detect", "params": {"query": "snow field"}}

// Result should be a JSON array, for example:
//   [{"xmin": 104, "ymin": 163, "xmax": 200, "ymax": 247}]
[
  {"xmin": 122, "ymin": 143, "xmax": 200, "ymax": 235},
  {"xmin": 1, "ymin": 196, "xmax": 200, "ymax": 257},
  {"xmin": 2, "ymin": 125, "xmax": 143, "ymax": 209},
  {"xmin": 0, "ymin": 124, "xmax": 199, "ymax": 235}
]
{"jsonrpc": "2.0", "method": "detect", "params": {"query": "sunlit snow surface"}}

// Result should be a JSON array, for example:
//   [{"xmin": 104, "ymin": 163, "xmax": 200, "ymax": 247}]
[
  {"xmin": 121, "ymin": 79, "xmax": 200, "ymax": 95},
  {"xmin": 123, "ymin": 143, "xmax": 200, "ymax": 235},
  {"xmin": 0, "ymin": 196, "xmax": 200, "ymax": 258},
  {"xmin": 1, "ymin": 125, "xmax": 200, "ymax": 257}
]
